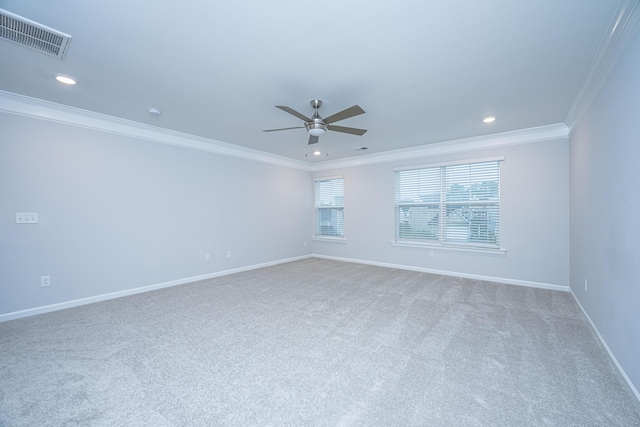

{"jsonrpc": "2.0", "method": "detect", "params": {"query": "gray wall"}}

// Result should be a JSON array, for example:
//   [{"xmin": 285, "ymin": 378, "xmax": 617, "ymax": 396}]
[
  {"xmin": 570, "ymin": 24, "xmax": 640, "ymax": 393},
  {"xmin": 0, "ymin": 113, "xmax": 312, "ymax": 316},
  {"xmin": 313, "ymin": 138, "xmax": 571, "ymax": 288}
]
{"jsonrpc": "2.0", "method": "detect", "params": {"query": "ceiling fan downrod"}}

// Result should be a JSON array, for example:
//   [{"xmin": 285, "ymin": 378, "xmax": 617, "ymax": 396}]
[{"xmin": 307, "ymin": 99, "xmax": 327, "ymax": 135}]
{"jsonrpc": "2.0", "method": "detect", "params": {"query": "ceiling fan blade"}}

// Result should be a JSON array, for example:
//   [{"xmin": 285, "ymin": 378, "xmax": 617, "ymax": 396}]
[
  {"xmin": 262, "ymin": 126, "xmax": 305, "ymax": 132},
  {"xmin": 308, "ymin": 134, "xmax": 319, "ymax": 145},
  {"xmin": 276, "ymin": 105, "xmax": 312, "ymax": 122},
  {"xmin": 323, "ymin": 105, "xmax": 365, "ymax": 124},
  {"xmin": 329, "ymin": 125, "xmax": 368, "ymax": 136}
]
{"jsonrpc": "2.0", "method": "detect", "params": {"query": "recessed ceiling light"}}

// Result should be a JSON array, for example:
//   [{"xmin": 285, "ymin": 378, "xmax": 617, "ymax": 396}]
[
  {"xmin": 55, "ymin": 75, "xmax": 76, "ymax": 85},
  {"xmin": 313, "ymin": 151, "xmax": 321, "ymax": 156},
  {"xmin": 483, "ymin": 116, "xmax": 496, "ymax": 123}
]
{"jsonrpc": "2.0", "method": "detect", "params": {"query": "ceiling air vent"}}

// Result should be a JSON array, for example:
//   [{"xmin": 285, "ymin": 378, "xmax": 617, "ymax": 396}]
[{"xmin": 0, "ymin": 9, "xmax": 71, "ymax": 59}]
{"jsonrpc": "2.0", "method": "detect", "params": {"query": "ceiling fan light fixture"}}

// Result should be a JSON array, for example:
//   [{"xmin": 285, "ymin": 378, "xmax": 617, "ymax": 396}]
[{"xmin": 306, "ymin": 122, "xmax": 327, "ymax": 136}]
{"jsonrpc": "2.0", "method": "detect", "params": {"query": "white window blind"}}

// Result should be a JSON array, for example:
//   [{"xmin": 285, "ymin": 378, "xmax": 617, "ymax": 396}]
[
  {"xmin": 395, "ymin": 160, "xmax": 500, "ymax": 248},
  {"xmin": 315, "ymin": 176, "xmax": 344, "ymax": 237}
]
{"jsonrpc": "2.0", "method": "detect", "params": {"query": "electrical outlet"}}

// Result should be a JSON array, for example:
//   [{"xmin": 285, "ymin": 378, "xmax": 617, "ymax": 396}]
[
  {"xmin": 226, "ymin": 251, "xmax": 232, "ymax": 259},
  {"xmin": 429, "ymin": 250, "xmax": 435, "ymax": 257},
  {"xmin": 205, "ymin": 254, "xmax": 211, "ymax": 262},
  {"xmin": 584, "ymin": 279, "xmax": 588, "ymax": 292},
  {"xmin": 40, "ymin": 275, "xmax": 50, "ymax": 287},
  {"xmin": 16, "ymin": 213, "xmax": 38, "ymax": 224},
  {"xmin": 304, "ymin": 241, "xmax": 307, "ymax": 247}
]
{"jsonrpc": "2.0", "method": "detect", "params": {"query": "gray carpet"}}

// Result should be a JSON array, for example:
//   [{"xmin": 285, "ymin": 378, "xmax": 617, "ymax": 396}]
[{"xmin": 1, "ymin": 258, "xmax": 639, "ymax": 426}]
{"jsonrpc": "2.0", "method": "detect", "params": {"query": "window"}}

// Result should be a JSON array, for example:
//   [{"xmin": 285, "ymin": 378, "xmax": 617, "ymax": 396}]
[
  {"xmin": 395, "ymin": 158, "xmax": 501, "ymax": 249},
  {"xmin": 315, "ymin": 176, "xmax": 344, "ymax": 237}
]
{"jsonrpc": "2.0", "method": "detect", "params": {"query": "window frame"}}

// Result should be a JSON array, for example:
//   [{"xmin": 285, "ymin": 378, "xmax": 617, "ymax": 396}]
[
  {"xmin": 393, "ymin": 157, "xmax": 503, "ymax": 252},
  {"xmin": 314, "ymin": 175, "xmax": 345, "ymax": 240}
]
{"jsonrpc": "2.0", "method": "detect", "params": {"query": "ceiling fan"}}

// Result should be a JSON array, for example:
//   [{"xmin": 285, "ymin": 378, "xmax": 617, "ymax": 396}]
[{"xmin": 263, "ymin": 99, "xmax": 367, "ymax": 145}]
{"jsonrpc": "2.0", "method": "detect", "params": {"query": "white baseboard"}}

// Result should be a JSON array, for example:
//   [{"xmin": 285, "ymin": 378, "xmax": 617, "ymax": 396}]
[
  {"xmin": 570, "ymin": 289, "xmax": 640, "ymax": 405},
  {"xmin": 0, "ymin": 255, "xmax": 312, "ymax": 323},
  {"xmin": 312, "ymin": 254, "xmax": 570, "ymax": 292},
  {"xmin": 0, "ymin": 254, "xmax": 567, "ymax": 323}
]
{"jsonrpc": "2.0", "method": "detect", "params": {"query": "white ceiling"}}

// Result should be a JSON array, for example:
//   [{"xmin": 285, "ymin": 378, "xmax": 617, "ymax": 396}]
[{"xmin": 0, "ymin": 0, "xmax": 626, "ymax": 163}]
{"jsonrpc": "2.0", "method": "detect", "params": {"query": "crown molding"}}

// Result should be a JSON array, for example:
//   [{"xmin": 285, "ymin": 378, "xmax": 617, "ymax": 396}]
[
  {"xmin": 0, "ymin": 90, "xmax": 569, "ymax": 174},
  {"xmin": 0, "ymin": 90, "xmax": 311, "ymax": 171},
  {"xmin": 311, "ymin": 123, "xmax": 569, "ymax": 172},
  {"xmin": 565, "ymin": 0, "xmax": 640, "ymax": 129}
]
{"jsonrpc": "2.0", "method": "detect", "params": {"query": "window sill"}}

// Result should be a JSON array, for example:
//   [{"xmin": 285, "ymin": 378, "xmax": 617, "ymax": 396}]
[
  {"xmin": 312, "ymin": 236, "xmax": 347, "ymax": 243},
  {"xmin": 390, "ymin": 240, "xmax": 506, "ymax": 255}
]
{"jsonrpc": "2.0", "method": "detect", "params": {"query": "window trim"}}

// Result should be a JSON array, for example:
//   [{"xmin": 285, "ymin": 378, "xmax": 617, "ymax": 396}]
[
  {"xmin": 389, "ymin": 239, "xmax": 506, "ymax": 254},
  {"xmin": 312, "ymin": 235, "xmax": 347, "ymax": 243}
]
